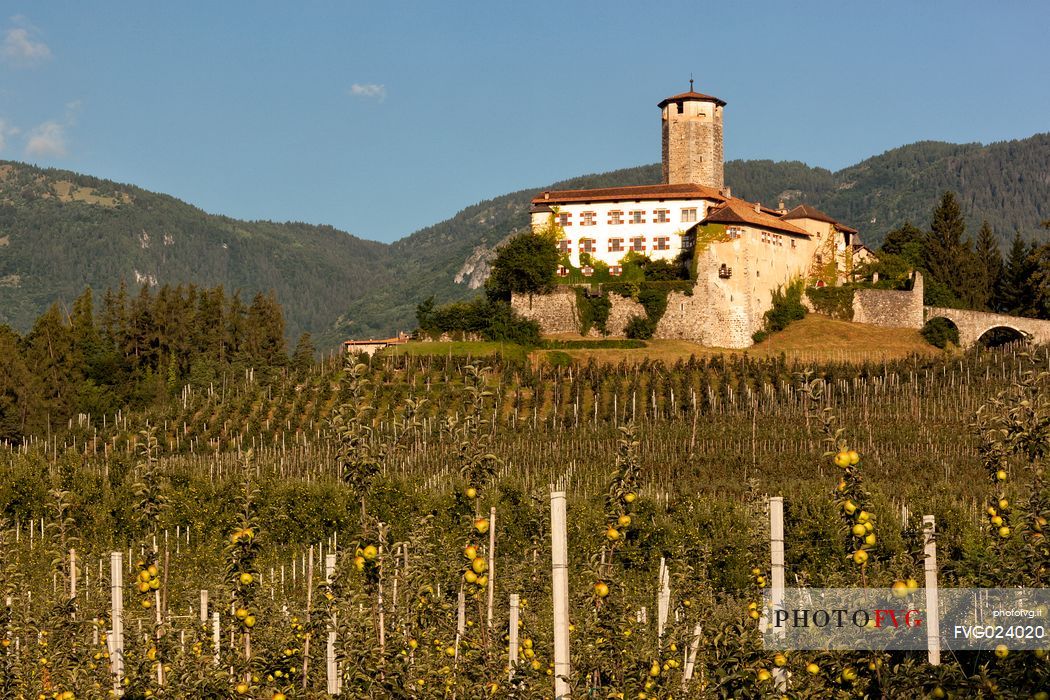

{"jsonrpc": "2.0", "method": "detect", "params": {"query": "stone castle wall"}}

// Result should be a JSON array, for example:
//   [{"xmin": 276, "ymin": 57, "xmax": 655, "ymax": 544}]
[
  {"xmin": 604, "ymin": 294, "xmax": 646, "ymax": 336},
  {"xmin": 511, "ymin": 288, "xmax": 647, "ymax": 337},
  {"xmin": 511, "ymin": 288, "xmax": 579, "ymax": 334},
  {"xmin": 852, "ymin": 272, "xmax": 924, "ymax": 329}
]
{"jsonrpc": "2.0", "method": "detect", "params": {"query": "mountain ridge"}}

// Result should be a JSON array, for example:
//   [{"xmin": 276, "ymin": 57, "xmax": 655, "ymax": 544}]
[{"xmin": 2, "ymin": 132, "xmax": 1048, "ymax": 344}]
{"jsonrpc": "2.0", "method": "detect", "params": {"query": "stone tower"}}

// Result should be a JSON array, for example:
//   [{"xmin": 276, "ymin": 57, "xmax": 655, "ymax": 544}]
[{"xmin": 660, "ymin": 82, "xmax": 725, "ymax": 189}]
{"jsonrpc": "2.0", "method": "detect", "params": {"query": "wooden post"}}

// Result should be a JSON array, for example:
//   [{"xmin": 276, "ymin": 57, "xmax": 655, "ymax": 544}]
[
  {"xmin": 457, "ymin": 590, "xmax": 466, "ymax": 636},
  {"xmin": 487, "ymin": 506, "xmax": 496, "ymax": 630},
  {"xmin": 769, "ymin": 496, "xmax": 786, "ymax": 691},
  {"xmin": 69, "ymin": 548, "xmax": 77, "ymax": 601},
  {"xmin": 200, "ymin": 590, "xmax": 208, "ymax": 624},
  {"xmin": 508, "ymin": 593, "xmax": 520, "ymax": 679},
  {"xmin": 923, "ymin": 515, "xmax": 940, "ymax": 666},
  {"xmin": 325, "ymin": 553, "xmax": 340, "ymax": 694},
  {"xmin": 109, "ymin": 552, "xmax": 124, "ymax": 696},
  {"xmin": 656, "ymin": 557, "xmax": 670, "ymax": 640},
  {"xmin": 550, "ymin": 491, "xmax": 571, "ymax": 699},
  {"xmin": 302, "ymin": 546, "xmax": 314, "ymax": 690},
  {"xmin": 212, "ymin": 612, "xmax": 220, "ymax": 665},
  {"xmin": 681, "ymin": 622, "xmax": 703, "ymax": 687}
]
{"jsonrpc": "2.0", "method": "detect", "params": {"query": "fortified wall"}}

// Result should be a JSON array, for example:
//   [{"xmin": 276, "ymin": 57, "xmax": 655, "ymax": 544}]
[
  {"xmin": 513, "ymin": 226, "xmax": 820, "ymax": 348},
  {"xmin": 851, "ymin": 272, "xmax": 924, "ymax": 329}
]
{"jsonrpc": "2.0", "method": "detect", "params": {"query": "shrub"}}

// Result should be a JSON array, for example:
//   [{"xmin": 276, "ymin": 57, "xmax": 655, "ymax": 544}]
[
  {"xmin": 763, "ymin": 279, "xmax": 807, "ymax": 332},
  {"xmin": 575, "ymin": 289, "xmax": 612, "ymax": 336},
  {"xmin": 416, "ymin": 297, "xmax": 540, "ymax": 346},
  {"xmin": 484, "ymin": 231, "xmax": 560, "ymax": 301},
  {"xmin": 806, "ymin": 285, "xmax": 855, "ymax": 320},
  {"xmin": 542, "ymin": 339, "xmax": 647, "ymax": 350},
  {"xmin": 921, "ymin": 317, "xmax": 959, "ymax": 348},
  {"xmin": 545, "ymin": 350, "xmax": 573, "ymax": 367},
  {"xmin": 624, "ymin": 315, "xmax": 655, "ymax": 339}
]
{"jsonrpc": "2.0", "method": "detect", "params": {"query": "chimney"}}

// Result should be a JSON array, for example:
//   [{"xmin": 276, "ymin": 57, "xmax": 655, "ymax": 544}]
[
  {"xmin": 544, "ymin": 192, "xmax": 550, "ymax": 200},
  {"xmin": 724, "ymin": 186, "xmax": 732, "ymax": 198},
  {"xmin": 754, "ymin": 202, "xmax": 761, "ymax": 213},
  {"xmin": 778, "ymin": 200, "xmax": 785, "ymax": 212}
]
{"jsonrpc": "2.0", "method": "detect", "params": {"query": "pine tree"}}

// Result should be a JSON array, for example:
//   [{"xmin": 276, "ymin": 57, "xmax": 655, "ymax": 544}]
[
  {"xmin": 1030, "ymin": 242, "xmax": 1050, "ymax": 319},
  {"xmin": 0, "ymin": 325, "xmax": 34, "ymax": 440},
  {"xmin": 973, "ymin": 221, "xmax": 1003, "ymax": 310},
  {"xmin": 127, "ymin": 285, "xmax": 157, "ymax": 369},
  {"xmin": 881, "ymin": 222, "xmax": 924, "ymax": 257},
  {"xmin": 243, "ymin": 291, "xmax": 286, "ymax": 367},
  {"xmin": 100, "ymin": 280, "xmax": 129, "ymax": 354},
  {"xmin": 23, "ymin": 304, "xmax": 75, "ymax": 418},
  {"xmin": 226, "ymin": 293, "xmax": 247, "ymax": 360},
  {"xmin": 924, "ymin": 192, "xmax": 968, "ymax": 304},
  {"xmin": 291, "ymin": 332, "xmax": 315, "ymax": 373},
  {"xmin": 996, "ymin": 233, "xmax": 1033, "ymax": 314},
  {"xmin": 955, "ymin": 243, "xmax": 986, "ymax": 310}
]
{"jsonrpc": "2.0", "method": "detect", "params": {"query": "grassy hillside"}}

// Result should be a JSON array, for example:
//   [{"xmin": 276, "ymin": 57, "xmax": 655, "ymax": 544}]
[{"xmin": 2, "ymin": 132, "xmax": 1048, "ymax": 344}]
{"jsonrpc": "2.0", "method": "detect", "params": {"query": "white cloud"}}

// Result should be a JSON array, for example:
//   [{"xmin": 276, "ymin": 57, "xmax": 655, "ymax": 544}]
[
  {"xmin": 2, "ymin": 26, "xmax": 51, "ymax": 65},
  {"xmin": 349, "ymin": 83, "xmax": 386, "ymax": 101},
  {"xmin": 26, "ymin": 121, "xmax": 66, "ymax": 157}
]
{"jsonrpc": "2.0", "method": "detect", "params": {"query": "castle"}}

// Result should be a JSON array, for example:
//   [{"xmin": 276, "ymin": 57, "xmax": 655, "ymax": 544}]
[{"xmin": 512, "ymin": 82, "xmax": 875, "ymax": 348}]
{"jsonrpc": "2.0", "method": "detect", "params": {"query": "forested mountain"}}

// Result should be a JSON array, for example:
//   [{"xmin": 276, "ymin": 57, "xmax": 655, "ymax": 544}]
[
  {"xmin": 2, "ymin": 133, "xmax": 1048, "ymax": 344},
  {"xmin": 0, "ymin": 162, "xmax": 392, "ymax": 340}
]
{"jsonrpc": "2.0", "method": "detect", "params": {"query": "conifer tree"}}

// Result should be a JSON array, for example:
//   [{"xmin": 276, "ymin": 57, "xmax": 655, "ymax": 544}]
[
  {"xmin": 0, "ymin": 326, "xmax": 33, "ymax": 440},
  {"xmin": 23, "ymin": 304, "xmax": 75, "ymax": 417},
  {"xmin": 996, "ymin": 233, "xmax": 1035, "ymax": 315},
  {"xmin": 291, "ymin": 332, "xmax": 315, "ymax": 373},
  {"xmin": 243, "ymin": 291, "xmax": 287, "ymax": 367},
  {"xmin": 924, "ymin": 192, "xmax": 968, "ymax": 304},
  {"xmin": 881, "ymin": 222, "xmax": 924, "ymax": 260},
  {"xmin": 974, "ymin": 221, "xmax": 1004, "ymax": 310},
  {"xmin": 1030, "ymin": 243, "xmax": 1050, "ymax": 320}
]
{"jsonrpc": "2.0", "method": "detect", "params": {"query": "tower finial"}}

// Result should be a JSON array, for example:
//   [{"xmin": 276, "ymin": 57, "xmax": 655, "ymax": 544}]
[{"xmin": 689, "ymin": 73, "xmax": 694, "ymax": 91}]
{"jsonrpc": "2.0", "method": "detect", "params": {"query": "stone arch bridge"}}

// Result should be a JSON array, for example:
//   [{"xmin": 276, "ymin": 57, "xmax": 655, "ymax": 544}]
[{"xmin": 924, "ymin": 307, "xmax": 1050, "ymax": 348}]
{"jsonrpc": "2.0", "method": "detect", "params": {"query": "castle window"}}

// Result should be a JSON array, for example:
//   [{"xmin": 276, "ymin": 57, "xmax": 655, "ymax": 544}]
[
  {"xmin": 608, "ymin": 238, "xmax": 624, "ymax": 253},
  {"xmin": 581, "ymin": 265, "xmax": 594, "ymax": 277},
  {"xmin": 654, "ymin": 237, "xmax": 670, "ymax": 251},
  {"xmin": 580, "ymin": 211, "xmax": 596, "ymax": 226},
  {"xmin": 557, "ymin": 266, "xmax": 569, "ymax": 277},
  {"xmin": 579, "ymin": 238, "xmax": 595, "ymax": 254},
  {"xmin": 629, "ymin": 210, "xmax": 645, "ymax": 224},
  {"xmin": 609, "ymin": 265, "xmax": 622, "ymax": 276},
  {"xmin": 681, "ymin": 208, "xmax": 698, "ymax": 223},
  {"xmin": 654, "ymin": 209, "xmax": 669, "ymax": 223},
  {"xmin": 558, "ymin": 239, "xmax": 571, "ymax": 254},
  {"xmin": 630, "ymin": 236, "xmax": 646, "ymax": 252},
  {"xmin": 791, "ymin": 240, "xmax": 796, "ymax": 249},
  {"xmin": 816, "ymin": 254, "xmax": 823, "ymax": 264},
  {"xmin": 557, "ymin": 212, "xmax": 571, "ymax": 226},
  {"xmin": 719, "ymin": 264, "xmax": 732, "ymax": 279},
  {"xmin": 608, "ymin": 210, "xmax": 623, "ymax": 225}
]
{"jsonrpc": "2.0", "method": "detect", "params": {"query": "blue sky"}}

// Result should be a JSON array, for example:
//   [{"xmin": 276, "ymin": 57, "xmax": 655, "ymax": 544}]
[{"xmin": 2, "ymin": 2, "xmax": 1048, "ymax": 242}]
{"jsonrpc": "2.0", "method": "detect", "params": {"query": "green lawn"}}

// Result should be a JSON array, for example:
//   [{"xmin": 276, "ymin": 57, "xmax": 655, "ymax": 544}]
[{"xmin": 384, "ymin": 340, "xmax": 529, "ymax": 362}]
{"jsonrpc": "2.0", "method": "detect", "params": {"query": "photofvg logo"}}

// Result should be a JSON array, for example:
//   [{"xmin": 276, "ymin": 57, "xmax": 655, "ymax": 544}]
[{"xmin": 762, "ymin": 589, "xmax": 1050, "ymax": 651}]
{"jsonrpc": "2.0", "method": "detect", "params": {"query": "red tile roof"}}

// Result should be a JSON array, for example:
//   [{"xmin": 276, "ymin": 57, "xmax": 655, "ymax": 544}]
[
  {"xmin": 783, "ymin": 204, "xmax": 858, "ymax": 234},
  {"xmin": 701, "ymin": 200, "xmax": 811, "ymax": 237},
  {"xmin": 658, "ymin": 90, "xmax": 727, "ymax": 108},
  {"xmin": 532, "ymin": 182, "xmax": 727, "ymax": 205}
]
